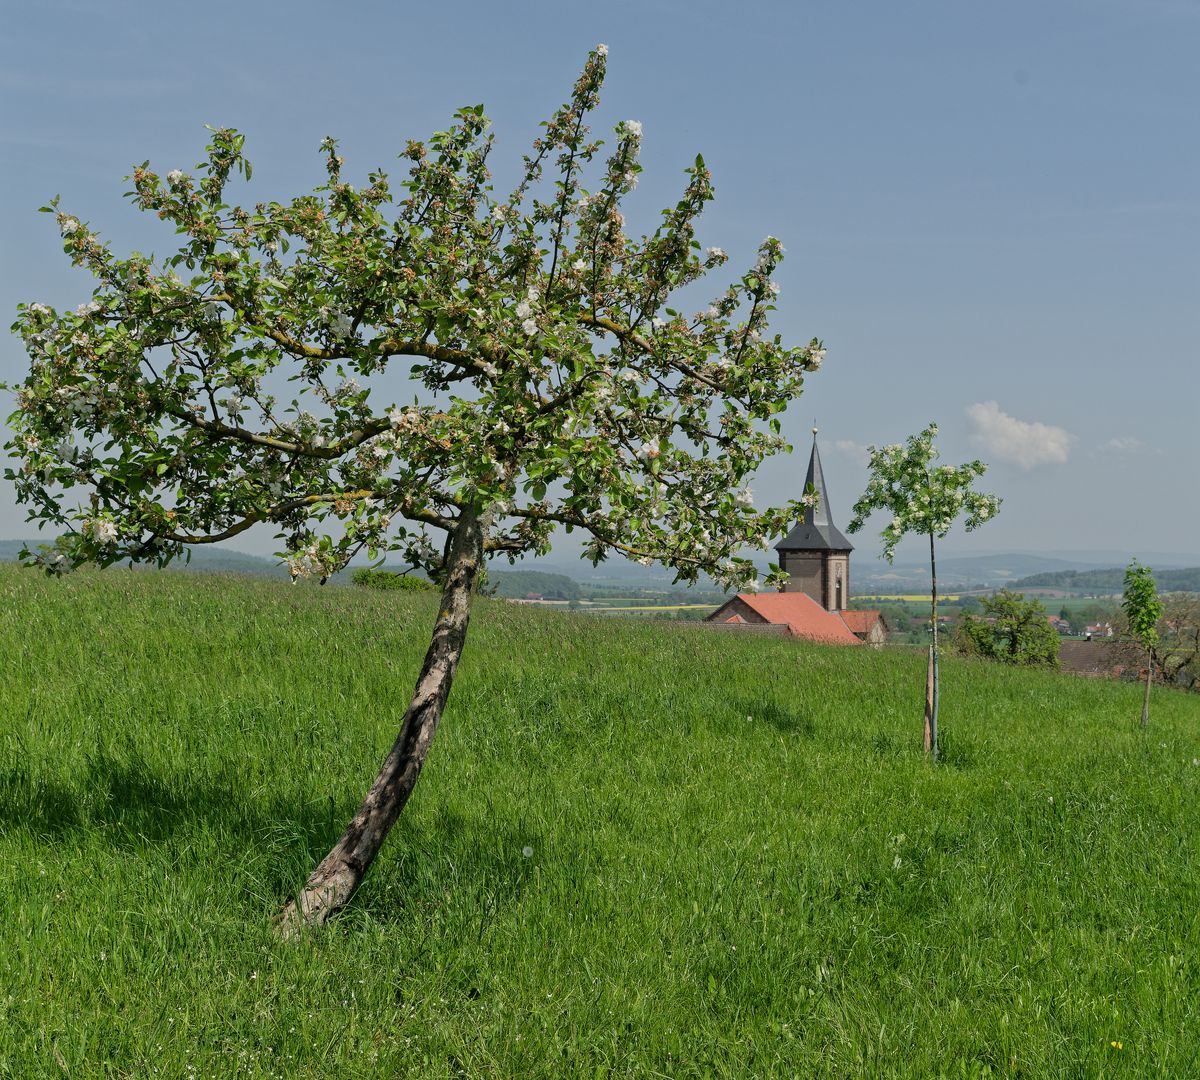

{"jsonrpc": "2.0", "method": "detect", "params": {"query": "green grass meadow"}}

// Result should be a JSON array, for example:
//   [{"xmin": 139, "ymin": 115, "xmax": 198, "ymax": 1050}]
[{"xmin": 2, "ymin": 565, "xmax": 1199, "ymax": 1077}]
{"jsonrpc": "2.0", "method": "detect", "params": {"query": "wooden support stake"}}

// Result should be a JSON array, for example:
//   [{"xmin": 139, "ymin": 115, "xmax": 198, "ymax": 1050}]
[{"xmin": 924, "ymin": 645, "xmax": 934, "ymax": 754}]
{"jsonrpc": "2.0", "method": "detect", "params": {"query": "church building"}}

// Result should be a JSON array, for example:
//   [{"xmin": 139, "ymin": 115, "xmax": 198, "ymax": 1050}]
[{"xmin": 706, "ymin": 431, "xmax": 887, "ymax": 646}]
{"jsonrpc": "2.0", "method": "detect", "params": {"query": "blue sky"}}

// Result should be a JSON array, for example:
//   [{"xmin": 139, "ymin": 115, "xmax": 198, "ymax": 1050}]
[{"xmin": 2, "ymin": 0, "xmax": 1196, "ymax": 563}]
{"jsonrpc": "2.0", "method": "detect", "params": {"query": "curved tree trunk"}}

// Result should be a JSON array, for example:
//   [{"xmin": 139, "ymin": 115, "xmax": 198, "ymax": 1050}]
[{"xmin": 278, "ymin": 506, "xmax": 485, "ymax": 933}]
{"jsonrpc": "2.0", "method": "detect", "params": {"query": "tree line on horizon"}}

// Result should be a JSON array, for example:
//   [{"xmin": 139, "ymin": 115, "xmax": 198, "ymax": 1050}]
[{"xmin": 1011, "ymin": 566, "xmax": 1200, "ymax": 593}]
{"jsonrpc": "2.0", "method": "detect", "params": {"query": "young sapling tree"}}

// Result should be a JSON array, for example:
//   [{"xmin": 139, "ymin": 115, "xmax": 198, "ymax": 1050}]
[
  {"xmin": 1122, "ymin": 560, "xmax": 1162, "ymax": 728},
  {"xmin": 3, "ymin": 47, "xmax": 824, "ymax": 929},
  {"xmin": 847, "ymin": 424, "xmax": 1000, "ymax": 758}
]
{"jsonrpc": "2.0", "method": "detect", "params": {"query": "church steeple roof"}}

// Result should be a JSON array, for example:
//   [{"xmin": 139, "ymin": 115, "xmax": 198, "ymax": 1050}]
[{"xmin": 775, "ymin": 430, "xmax": 854, "ymax": 553}]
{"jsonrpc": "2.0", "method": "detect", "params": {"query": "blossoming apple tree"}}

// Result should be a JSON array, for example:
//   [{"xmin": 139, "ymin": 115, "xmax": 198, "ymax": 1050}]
[
  {"xmin": 847, "ymin": 424, "xmax": 1000, "ymax": 759},
  {"xmin": 4, "ymin": 47, "xmax": 825, "ymax": 928}
]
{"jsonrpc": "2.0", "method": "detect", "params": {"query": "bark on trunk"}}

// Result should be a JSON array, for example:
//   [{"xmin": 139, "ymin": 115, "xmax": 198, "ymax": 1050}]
[
  {"xmin": 928, "ymin": 530, "xmax": 940, "ymax": 760},
  {"xmin": 1141, "ymin": 646, "xmax": 1153, "ymax": 728},
  {"xmin": 277, "ymin": 506, "xmax": 485, "ymax": 933}
]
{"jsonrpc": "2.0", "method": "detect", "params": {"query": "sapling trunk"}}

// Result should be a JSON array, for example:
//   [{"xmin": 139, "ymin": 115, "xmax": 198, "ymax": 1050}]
[
  {"xmin": 278, "ymin": 506, "xmax": 485, "ymax": 933},
  {"xmin": 1141, "ymin": 647, "xmax": 1152, "ymax": 728}
]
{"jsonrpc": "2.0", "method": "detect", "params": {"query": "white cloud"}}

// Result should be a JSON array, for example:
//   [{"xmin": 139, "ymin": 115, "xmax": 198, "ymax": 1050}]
[
  {"xmin": 965, "ymin": 401, "xmax": 1073, "ymax": 469},
  {"xmin": 1105, "ymin": 436, "xmax": 1145, "ymax": 453},
  {"xmin": 833, "ymin": 439, "xmax": 870, "ymax": 466}
]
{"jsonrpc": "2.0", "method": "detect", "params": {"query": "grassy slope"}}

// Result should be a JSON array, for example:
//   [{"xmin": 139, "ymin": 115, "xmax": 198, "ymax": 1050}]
[{"xmin": 2, "ymin": 567, "xmax": 1199, "ymax": 1078}]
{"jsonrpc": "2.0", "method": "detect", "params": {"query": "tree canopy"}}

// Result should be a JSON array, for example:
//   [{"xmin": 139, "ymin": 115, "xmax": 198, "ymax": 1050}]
[
  {"xmin": 846, "ymin": 424, "xmax": 1000, "ymax": 561},
  {"xmin": 5, "ymin": 46, "xmax": 823, "ymax": 593},
  {"xmin": 1122, "ymin": 561, "xmax": 1163, "ymax": 652},
  {"xmin": 957, "ymin": 590, "xmax": 1060, "ymax": 668}
]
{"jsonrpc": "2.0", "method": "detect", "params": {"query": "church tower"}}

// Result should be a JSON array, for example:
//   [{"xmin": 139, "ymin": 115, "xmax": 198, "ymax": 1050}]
[{"xmin": 775, "ymin": 430, "xmax": 853, "ymax": 611}]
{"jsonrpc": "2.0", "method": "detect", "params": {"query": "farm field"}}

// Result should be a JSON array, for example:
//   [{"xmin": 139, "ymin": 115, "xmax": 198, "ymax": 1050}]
[
  {"xmin": 3, "ymin": 565, "xmax": 1200, "ymax": 1077},
  {"xmin": 854, "ymin": 594, "xmax": 962, "ymax": 603}
]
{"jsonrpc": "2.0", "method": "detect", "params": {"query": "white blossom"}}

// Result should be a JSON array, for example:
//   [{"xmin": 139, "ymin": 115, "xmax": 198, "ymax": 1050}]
[
  {"xmin": 596, "ymin": 43, "xmax": 608, "ymax": 56},
  {"xmin": 735, "ymin": 488, "xmax": 754, "ymax": 507},
  {"xmin": 572, "ymin": 258, "xmax": 587, "ymax": 271},
  {"xmin": 515, "ymin": 299, "xmax": 532, "ymax": 320},
  {"xmin": 623, "ymin": 120, "xmax": 643, "ymax": 138},
  {"xmin": 706, "ymin": 247, "xmax": 726, "ymax": 260},
  {"xmin": 60, "ymin": 218, "xmax": 80, "ymax": 235},
  {"xmin": 521, "ymin": 318, "xmax": 538, "ymax": 336},
  {"xmin": 85, "ymin": 518, "xmax": 117, "ymax": 545},
  {"xmin": 167, "ymin": 169, "xmax": 185, "ymax": 186},
  {"xmin": 479, "ymin": 361, "xmax": 499, "ymax": 378}
]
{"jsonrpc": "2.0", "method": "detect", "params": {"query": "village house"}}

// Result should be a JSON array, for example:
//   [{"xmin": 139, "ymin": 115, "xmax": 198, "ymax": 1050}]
[{"xmin": 706, "ymin": 431, "xmax": 887, "ymax": 646}]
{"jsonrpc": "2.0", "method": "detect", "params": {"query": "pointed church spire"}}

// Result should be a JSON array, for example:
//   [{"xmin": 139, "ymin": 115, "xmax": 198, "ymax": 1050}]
[
  {"xmin": 804, "ymin": 427, "xmax": 833, "ymax": 530},
  {"xmin": 776, "ymin": 429, "xmax": 853, "ymax": 553}
]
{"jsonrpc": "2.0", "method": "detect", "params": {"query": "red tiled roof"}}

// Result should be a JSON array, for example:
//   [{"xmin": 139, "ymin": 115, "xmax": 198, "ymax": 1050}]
[
  {"xmin": 839, "ymin": 609, "xmax": 882, "ymax": 635},
  {"xmin": 731, "ymin": 592, "xmax": 862, "ymax": 645}
]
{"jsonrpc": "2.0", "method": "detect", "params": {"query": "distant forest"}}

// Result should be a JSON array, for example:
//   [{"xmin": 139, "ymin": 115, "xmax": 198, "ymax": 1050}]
[{"xmin": 1011, "ymin": 567, "xmax": 1200, "ymax": 593}]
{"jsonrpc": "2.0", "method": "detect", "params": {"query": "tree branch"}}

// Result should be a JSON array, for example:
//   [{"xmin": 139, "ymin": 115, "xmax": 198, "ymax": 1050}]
[{"xmin": 154, "ymin": 490, "xmax": 379, "ymax": 543}]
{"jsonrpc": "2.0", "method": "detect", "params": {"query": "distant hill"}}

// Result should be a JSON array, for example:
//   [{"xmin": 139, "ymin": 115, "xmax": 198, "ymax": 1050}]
[
  {"xmin": 488, "ymin": 570, "xmax": 581, "ymax": 601},
  {"xmin": 10, "ymin": 537, "xmax": 1197, "ymax": 597},
  {"xmin": 1010, "ymin": 567, "xmax": 1200, "ymax": 594},
  {"xmin": 853, "ymin": 553, "xmax": 1112, "ymax": 592},
  {"xmin": 0, "ymin": 540, "xmax": 294, "ymax": 579}
]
